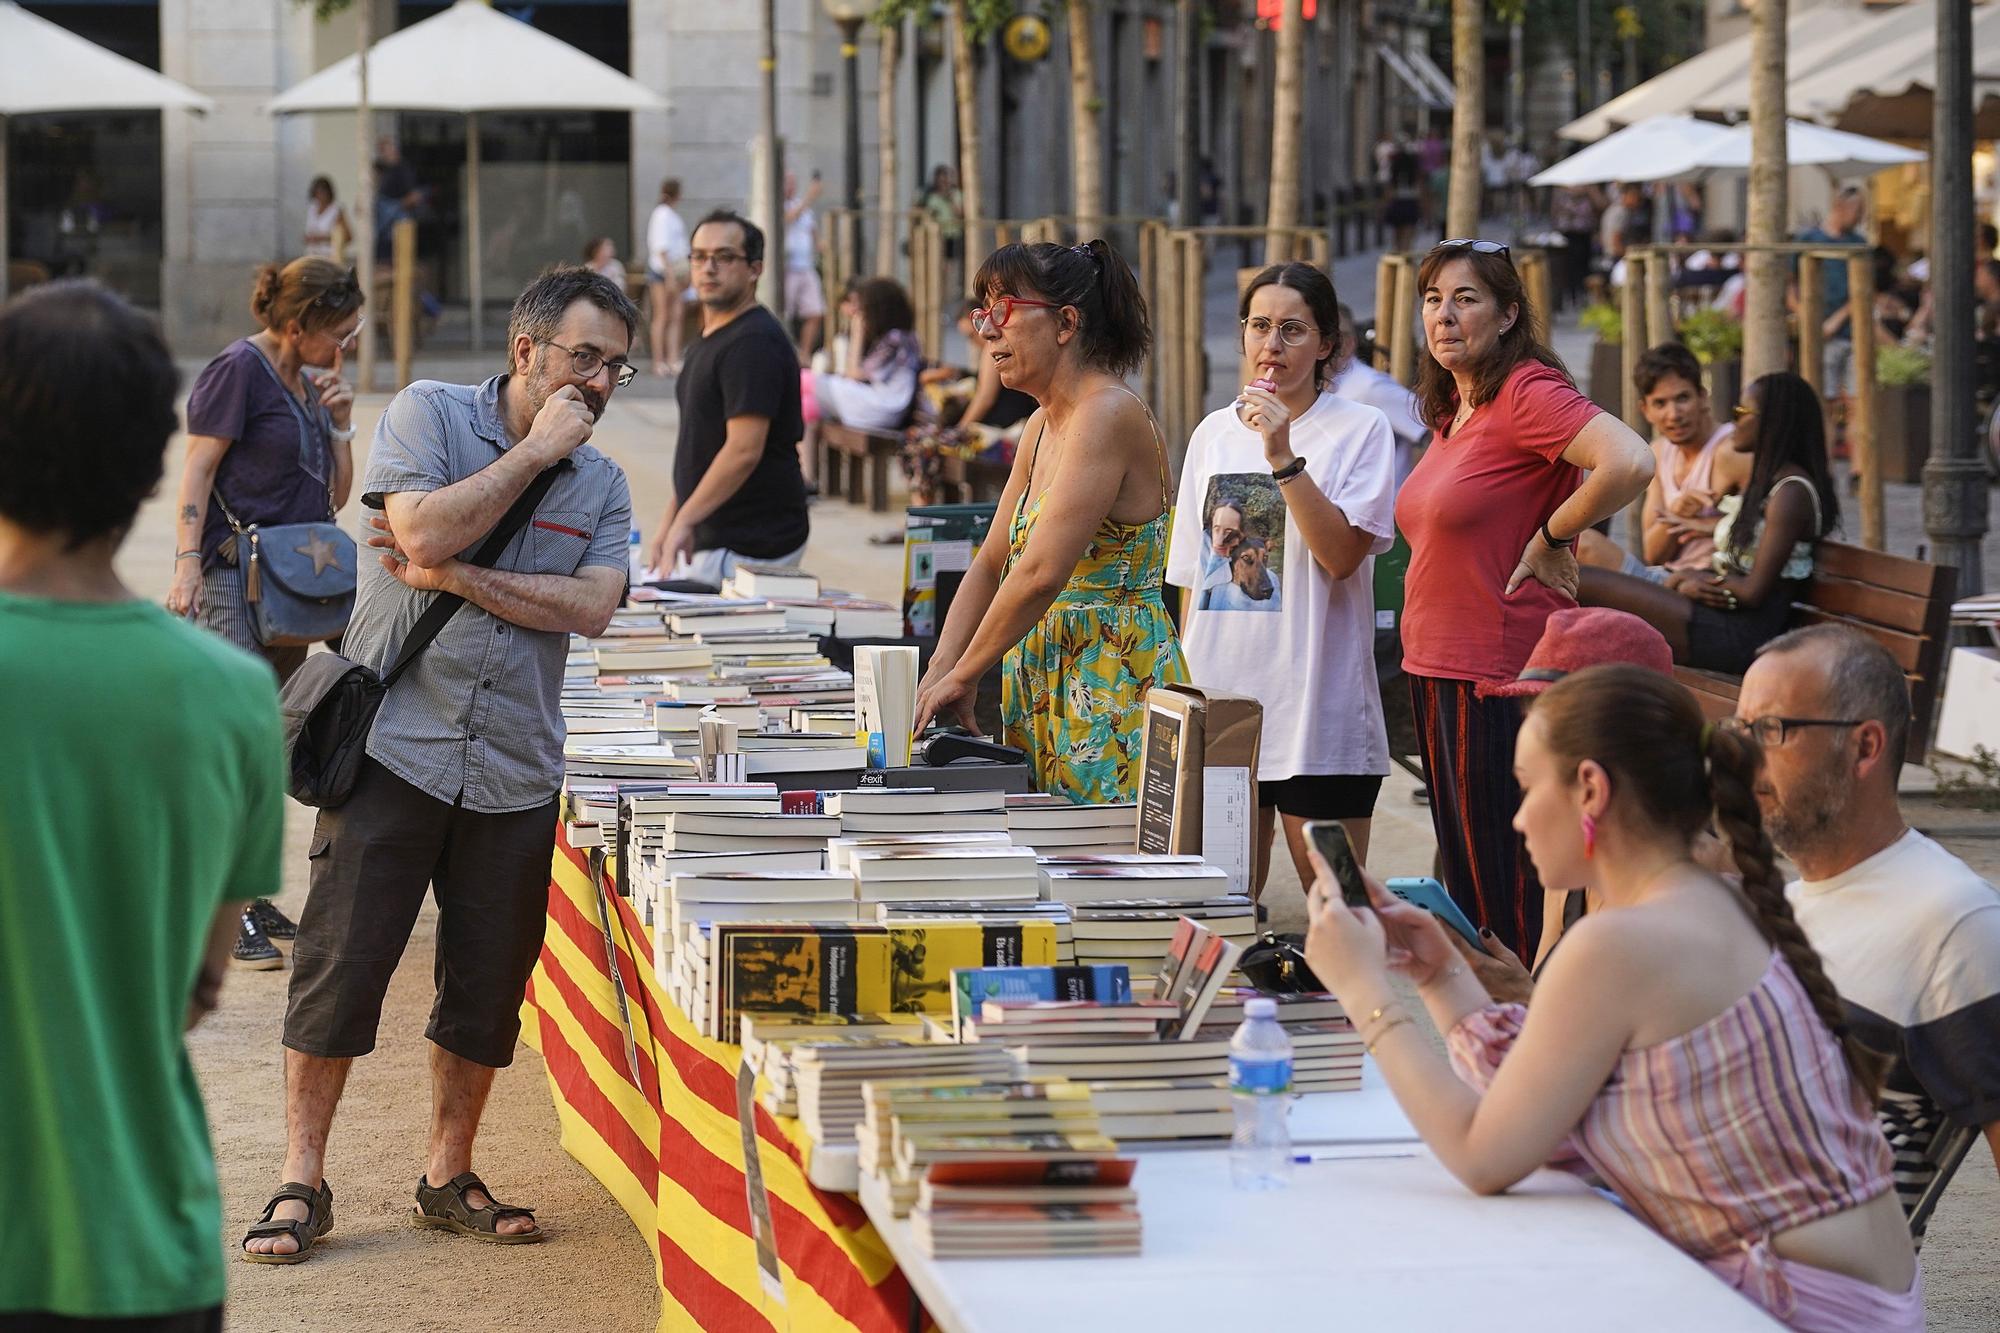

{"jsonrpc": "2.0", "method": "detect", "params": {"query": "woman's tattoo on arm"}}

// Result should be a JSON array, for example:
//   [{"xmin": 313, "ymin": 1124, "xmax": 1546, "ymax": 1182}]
[{"xmin": 180, "ymin": 504, "xmax": 199, "ymax": 522}]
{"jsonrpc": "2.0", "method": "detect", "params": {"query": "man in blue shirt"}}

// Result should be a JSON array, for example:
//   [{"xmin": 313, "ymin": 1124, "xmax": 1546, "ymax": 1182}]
[{"xmin": 1794, "ymin": 187, "xmax": 1867, "ymax": 430}]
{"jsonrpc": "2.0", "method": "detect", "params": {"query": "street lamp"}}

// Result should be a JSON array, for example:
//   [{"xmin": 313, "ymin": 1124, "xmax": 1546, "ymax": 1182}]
[{"xmin": 824, "ymin": 0, "xmax": 868, "ymax": 213}]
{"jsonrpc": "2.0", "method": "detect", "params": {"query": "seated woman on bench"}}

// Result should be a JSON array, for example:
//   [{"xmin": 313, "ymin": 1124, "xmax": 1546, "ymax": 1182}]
[
  {"xmin": 809, "ymin": 277, "xmax": 920, "ymax": 432},
  {"xmin": 1579, "ymin": 371, "xmax": 1838, "ymax": 675}
]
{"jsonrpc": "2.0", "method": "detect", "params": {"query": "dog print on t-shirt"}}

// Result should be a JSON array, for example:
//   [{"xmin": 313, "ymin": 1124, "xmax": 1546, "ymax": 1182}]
[{"xmin": 1197, "ymin": 473, "xmax": 1285, "ymax": 612}]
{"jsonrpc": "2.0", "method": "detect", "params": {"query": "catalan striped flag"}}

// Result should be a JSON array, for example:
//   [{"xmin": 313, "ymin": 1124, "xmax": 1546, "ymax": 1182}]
[{"xmin": 524, "ymin": 836, "xmax": 927, "ymax": 1333}]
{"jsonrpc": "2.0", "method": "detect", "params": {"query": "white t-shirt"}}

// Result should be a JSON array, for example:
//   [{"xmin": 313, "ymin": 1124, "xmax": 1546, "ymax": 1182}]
[
  {"xmin": 1331, "ymin": 361, "xmax": 1429, "ymax": 486},
  {"xmin": 647, "ymin": 203, "xmax": 688, "ymax": 272},
  {"xmin": 1165, "ymin": 393, "xmax": 1398, "ymax": 782},
  {"xmin": 785, "ymin": 206, "xmax": 817, "ymax": 271},
  {"xmin": 1788, "ymin": 828, "xmax": 2000, "ymax": 1231}
]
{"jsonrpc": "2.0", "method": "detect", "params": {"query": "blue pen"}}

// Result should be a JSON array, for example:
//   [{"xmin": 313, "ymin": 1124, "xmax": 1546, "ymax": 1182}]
[{"xmin": 1291, "ymin": 1148, "xmax": 1419, "ymax": 1163}]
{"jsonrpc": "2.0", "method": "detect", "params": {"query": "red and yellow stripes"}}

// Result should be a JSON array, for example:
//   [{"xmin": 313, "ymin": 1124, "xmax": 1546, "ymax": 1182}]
[{"xmin": 523, "ymin": 837, "xmax": 923, "ymax": 1333}]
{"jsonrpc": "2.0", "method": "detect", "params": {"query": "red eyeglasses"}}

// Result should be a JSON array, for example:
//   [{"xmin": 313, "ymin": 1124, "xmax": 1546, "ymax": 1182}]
[{"xmin": 970, "ymin": 296, "xmax": 1058, "ymax": 334}]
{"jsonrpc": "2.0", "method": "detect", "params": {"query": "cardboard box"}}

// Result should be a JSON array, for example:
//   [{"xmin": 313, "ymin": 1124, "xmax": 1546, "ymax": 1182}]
[
  {"xmin": 1935, "ymin": 647, "xmax": 2000, "ymax": 760},
  {"xmin": 1136, "ymin": 684, "xmax": 1262, "ymax": 894}
]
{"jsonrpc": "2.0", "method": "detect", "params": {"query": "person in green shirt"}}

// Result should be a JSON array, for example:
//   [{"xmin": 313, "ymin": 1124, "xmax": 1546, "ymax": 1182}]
[{"xmin": 0, "ymin": 281, "xmax": 286, "ymax": 1330}]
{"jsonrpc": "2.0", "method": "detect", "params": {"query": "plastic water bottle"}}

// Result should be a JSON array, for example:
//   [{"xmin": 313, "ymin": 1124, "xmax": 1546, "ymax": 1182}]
[{"xmin": 1229, "ymin": 997, "xmax": 1294, "ymax": 1190}]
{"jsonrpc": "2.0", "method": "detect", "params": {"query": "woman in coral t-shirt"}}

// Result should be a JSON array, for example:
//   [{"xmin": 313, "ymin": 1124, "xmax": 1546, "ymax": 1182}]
[{"xmin": 1394, "ymin": 240, "xmax": 1652, "ymax": 957}]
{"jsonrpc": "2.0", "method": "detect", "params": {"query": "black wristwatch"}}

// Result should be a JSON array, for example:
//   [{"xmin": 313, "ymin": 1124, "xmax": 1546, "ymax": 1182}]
[
  {"xmin": 1271, "ymin": 456, "xmax": 1308, "ymax": 484},
  {"xmin": 1539, "ymin": 520, "xmax": 1575, "ymax": 550}
]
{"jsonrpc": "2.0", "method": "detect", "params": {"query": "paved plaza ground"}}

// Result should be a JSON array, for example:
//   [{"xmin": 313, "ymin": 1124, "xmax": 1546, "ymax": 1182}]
[{"xmin": 115, "ymin": 276, "xmax": 2000, "ymax": 1328}]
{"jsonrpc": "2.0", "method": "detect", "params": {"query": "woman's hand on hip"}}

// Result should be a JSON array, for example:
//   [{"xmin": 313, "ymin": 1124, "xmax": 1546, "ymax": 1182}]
[{"xmin": 1505, "ymin": 530, "xmax": 1579, "ymax": 600}]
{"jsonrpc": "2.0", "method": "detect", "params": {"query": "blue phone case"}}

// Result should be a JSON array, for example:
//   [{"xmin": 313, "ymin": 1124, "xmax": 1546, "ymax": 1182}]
[{"xmin": 1384, "ymin": 877, "xmax": 1488, "ymax": 954}]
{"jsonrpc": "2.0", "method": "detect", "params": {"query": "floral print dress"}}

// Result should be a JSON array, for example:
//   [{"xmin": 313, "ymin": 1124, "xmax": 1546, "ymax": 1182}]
[{"xmin": 998, "ymin": 401, "xmax": 1188, "ymax": 804}]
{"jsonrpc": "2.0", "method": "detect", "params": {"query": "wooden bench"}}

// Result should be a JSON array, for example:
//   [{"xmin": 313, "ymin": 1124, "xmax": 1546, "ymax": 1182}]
[
  {"xmin": 1673, "ymin": 541, "xmax": 1959, "ymax": 764},
  {"xmin": 819, "ymin": 422, "xmax": 904, "ymax": 513},
  {"xmin": 938, "ymin": 454, "xmax": 1011, "ymax": 504}
]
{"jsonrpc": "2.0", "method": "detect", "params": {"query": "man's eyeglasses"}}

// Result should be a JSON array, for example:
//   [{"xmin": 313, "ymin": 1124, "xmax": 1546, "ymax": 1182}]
[
  {"xmin": 1719, "ymin": 715, "xmax": 1865, "ymax": 748},
  {"xmin": 688, "ymin": 249, "xmax": 747, "ymax": 269},
  {"xmin": 1241, "ymin": 316, "xmax": 1319, "ymax": 347},
  {"xmin": 539, "ymin": 339, "xmax": 637, "ymax": 388},
  {"xmin": 970, "ymin": 296, "xmax": 1058, "ymax": 334},
  {"xmin": 1435, "ymin": 238, "xmax": 1512, "ymax": 257}
]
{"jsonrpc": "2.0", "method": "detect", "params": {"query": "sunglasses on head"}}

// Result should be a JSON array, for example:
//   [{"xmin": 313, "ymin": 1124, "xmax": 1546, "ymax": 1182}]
[{"xmin": 1435, "ymin": 238, "xmax": 1512, "ymax": 257}]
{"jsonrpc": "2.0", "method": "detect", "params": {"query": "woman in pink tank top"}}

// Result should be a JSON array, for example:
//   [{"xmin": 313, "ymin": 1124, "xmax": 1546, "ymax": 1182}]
[{"xmin": 1303, "ymin": 665, "xmax": 1921, "ymax": 1332}]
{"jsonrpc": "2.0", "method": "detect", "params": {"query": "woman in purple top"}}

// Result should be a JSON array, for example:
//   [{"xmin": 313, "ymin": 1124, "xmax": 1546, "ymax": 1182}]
[{"xmin": 166, "ymin": 256, "xmax": 362, "ymax": 967}]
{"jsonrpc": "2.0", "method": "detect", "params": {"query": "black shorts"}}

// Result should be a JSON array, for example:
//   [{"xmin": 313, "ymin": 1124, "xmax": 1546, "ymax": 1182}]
[
  {"xmin": 283, "ymin": 757, "xmax": 559, "ymax": 1069},
  {"xmin": 1258, "ymin": 774, "xmax": 1385, "ymax": 821}
]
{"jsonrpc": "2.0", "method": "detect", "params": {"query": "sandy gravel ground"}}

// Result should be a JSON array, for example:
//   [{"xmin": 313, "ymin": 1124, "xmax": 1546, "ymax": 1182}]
[{"xmin": 111, "ymin": 369, "xmax": 1995, "ymax": 1332}]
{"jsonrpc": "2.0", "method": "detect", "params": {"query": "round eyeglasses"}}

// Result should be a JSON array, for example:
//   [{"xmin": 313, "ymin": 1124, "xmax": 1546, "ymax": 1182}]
[
  {"xmin": 1241, "ymin": 316, "xmax": 1319, "ymax": 347},
  {"xmin": 538, "ymin": 339, "xmax": 638, "ymax": 388}
]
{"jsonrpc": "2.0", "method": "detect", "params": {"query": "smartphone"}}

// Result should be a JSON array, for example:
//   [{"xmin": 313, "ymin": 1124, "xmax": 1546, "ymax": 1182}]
[
  {"xmin": 1384, "ymin": 876, "xmax": 1489, "ymax": 955},
  {"xmin": 1304, "ymin": 820, "xmax": 1370, "ymax": 909}
]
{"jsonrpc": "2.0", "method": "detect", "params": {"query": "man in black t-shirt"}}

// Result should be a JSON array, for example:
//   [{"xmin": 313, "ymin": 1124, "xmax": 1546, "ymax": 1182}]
[{"xmin": 644, "ymin": 209, "xmax": 809, "ymax": 584}]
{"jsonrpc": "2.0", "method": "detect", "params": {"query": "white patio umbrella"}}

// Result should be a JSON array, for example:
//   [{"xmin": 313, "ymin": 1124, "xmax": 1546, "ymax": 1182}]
[
  {"xmin": 1530, "ymin": 116, "xmax": 1734, "ymax": 187},
  {"xmin": 1679, "ymin": 120, "xmax": 1926, "ymax": 181},
  {"xmin": 0, "ymin": 0, "xmax": 213, "ymax": 301},
  {"xmin": 267, "ymin": 0, "xmax": 666, "ymax": 348}
]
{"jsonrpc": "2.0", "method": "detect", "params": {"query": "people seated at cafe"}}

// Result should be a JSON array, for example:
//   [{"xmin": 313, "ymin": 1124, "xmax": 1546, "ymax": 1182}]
[{"xmin": 1580, "ymin": 371, "xmax": 1837, "ymax": 674}]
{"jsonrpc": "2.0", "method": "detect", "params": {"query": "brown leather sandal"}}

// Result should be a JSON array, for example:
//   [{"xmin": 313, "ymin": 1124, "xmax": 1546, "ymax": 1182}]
[
  {"xmin": 412, "ymin": 1171, "xmax": 545, "ymax": 1244},
  {"xmin": 241, "ymin": 1179, "xmax": 334, "ymax": 1264}
]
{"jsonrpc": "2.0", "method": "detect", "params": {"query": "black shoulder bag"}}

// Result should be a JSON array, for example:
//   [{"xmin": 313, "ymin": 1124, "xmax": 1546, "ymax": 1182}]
[{"xmin": 277, "ymin": 467, "xmax": 561, "ymax": 808}]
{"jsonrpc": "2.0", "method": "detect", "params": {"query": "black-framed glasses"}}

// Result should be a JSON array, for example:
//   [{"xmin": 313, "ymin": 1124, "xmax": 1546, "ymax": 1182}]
[
  {"xmin": 1436, "ymin": 238, "xmax": 1512, "ymax": 257},
  {"xmin": 538, "ymin": 339, "xmax": 637, "ymax": 388},
  {"xmin": 1241, "ymin": 316, "xmax": 1319, "ymax": 347},
  {"xmin": 1720, "ymin": 715, "xmax": 1866, "ymax": 748},
  {"xmin": 688, "ymin": 249, "xmax": 747, "ymax": 269}
]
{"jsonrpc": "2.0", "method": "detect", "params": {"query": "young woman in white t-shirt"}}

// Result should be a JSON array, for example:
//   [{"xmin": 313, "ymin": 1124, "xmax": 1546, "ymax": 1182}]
[{"xmin": 1166, "ymin": 263, "xmax": 1398, "ymax": 903}]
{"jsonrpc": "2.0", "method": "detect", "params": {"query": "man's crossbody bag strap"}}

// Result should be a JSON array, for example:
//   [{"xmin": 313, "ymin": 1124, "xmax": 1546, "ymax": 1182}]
[{"xmin": 380, "ymin": 464, "xmax": 563, "ymax": 687}]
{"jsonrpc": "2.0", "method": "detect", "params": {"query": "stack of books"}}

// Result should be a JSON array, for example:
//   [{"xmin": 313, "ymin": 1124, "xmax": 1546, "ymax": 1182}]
[
  {"xmin": 825, "ymin": 788, "xmax": 1009, "ymax": 834},
  {"xmin": 859, "ymin": 1076, "xmax": 1118, "ymax": 1217},
  {"xmin": 740, "ymin": 1013, "xmax": 925, "ymax": 1117},
  {"xmin": 912, "ymin": 1156, "xmax": 1141, "ymax": 1258},
  {"xmin": 828, "ymin": 830, "xmax": 1015, "ymax": 873},
  {"xmin": 850, "ymin": 845, "xmax": 1043, "ymax": 907},
  {"xmin": 948, "ymin": 962, "xmax": 1133, "ymax": 1041},
  {"xmin": 1005, "ymin": 794, "xmax": 1138, "ymax": 856},
  {"xmin": 962, "ymin": 998, "xmax": 1182, "ymax": 1045},
  {"xmin": 1069, "ymin": 894, "xmax": 1257, "ymax": 976},
  {"xmin": 796, "ymin": 1043, "xmax": 1019, "ymax": 1151},
  {"xmin": 1036, "ymin": 854, "xmax": 1232, "ymax": 905},
  {"xmin": 692, "ymin": 920, "xmax": 1063, "ymax": 1041}
]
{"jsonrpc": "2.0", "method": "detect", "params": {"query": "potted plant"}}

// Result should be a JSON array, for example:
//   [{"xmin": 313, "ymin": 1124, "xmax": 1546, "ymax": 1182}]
[
  {"xmin": 1676, "ymin": 307, "xmax": 1744, "ymax": 417},
  {"xmin": 1873, "ymin": 343, "xmax": 1932, "ymax": 484},
  {"xmin": 1580, "ymin": 302, "xmax": 1624, "ymax": 419}
]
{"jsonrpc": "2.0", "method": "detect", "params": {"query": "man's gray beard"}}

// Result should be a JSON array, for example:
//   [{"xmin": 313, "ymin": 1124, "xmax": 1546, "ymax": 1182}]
[{"xmin": 1763, "ymin": 770, "xmax": 1851, "ymax": 865}]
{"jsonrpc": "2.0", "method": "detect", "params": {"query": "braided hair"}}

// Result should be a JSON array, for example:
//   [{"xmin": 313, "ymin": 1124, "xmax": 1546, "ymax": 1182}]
[{"xmin": 1532, "ymin": 665, "xmax": 1885, "ymax": 1100}]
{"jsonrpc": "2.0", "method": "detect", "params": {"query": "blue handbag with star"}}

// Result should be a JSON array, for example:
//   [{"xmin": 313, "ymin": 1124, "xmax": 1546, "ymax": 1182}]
[{"xmin": 213, "ymin": 489, "xmax": 356, "ymax": 647}]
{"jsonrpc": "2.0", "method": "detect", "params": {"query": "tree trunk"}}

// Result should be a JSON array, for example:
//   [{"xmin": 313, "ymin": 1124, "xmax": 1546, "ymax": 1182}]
[
  {"xmin": 354, "ymin": 0, "xmax": 377, "ymax": 392},
  {"xmin": 1742, "ymin": 0, "xmax": 1789, "ymax": 381},
  {"xmin": 948, "ymin": 0, "xmax": 987, "ymax": 264},
  {"xmin": 875, "ymin": 20, "xmax": 900, "ymax": 275},
  {"xmin": 1446, "ymin": 0, "xmax": 1484, "ymax": 240},
  {"xmin": 1066, "ymin": 0, "xmax": 1104, "ymax": 240},
  {"xmin": 1264, "ymin": 0, "xmax": 1305, "ymax": 263}
]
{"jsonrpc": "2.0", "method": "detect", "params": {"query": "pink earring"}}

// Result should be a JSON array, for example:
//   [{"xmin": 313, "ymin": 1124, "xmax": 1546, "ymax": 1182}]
[{"xmin": 1581, "ymin": 813, "xmax": 1598, "ymax": 860}]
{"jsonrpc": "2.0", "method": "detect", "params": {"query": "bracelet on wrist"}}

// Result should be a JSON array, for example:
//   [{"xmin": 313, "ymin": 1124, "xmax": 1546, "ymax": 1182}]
[
  {"xmin": 1421, "ymin": 962, "xmax": 1467, "ymax": 989},
  {"xmin": 1270, "ymin": 455, "xmax": 1308, "ymax": 484},
  {"xmin": 1365, "ymin": 1014, "xmax": 1417, "ymax": 1055},
  {"xmin": 330, "ymin": 425, "xmax": 356, "ymax": 443},
  {"xmin": 1539, "ymin": 520, "xmax": 1575, "ymax": 550},
  {"xmin": 174, "ymin": 550, "xmax": 202, "ymax": 562}
]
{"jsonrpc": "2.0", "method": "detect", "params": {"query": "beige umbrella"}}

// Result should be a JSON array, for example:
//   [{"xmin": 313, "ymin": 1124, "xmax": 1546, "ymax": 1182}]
[
  {"xmin": 267, "ymin": 0, "xmax": 666, "ymax": 348},
  {"xmin": 0, "ymin": 0, "xmax": 213, "ymax": 301}
]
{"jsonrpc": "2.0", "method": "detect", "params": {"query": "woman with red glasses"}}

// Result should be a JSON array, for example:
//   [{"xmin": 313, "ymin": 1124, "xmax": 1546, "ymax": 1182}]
[{"xmin": 913, "ymin": 240, "xmax": 1186, "ymax": 803}]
